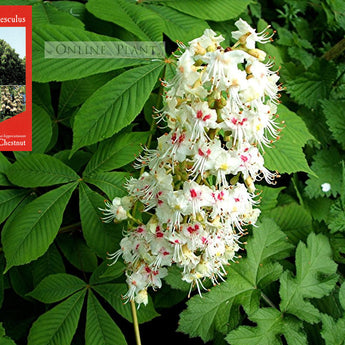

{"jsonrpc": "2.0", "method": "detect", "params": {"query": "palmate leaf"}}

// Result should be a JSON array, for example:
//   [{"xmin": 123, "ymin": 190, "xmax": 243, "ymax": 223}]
[
  {"xmin": 2, "ymin": 182, "xmax": 79, "ymax": 272},
  {"xmin": 145, "ymin": 4, "xmax": 209, "ymax": 43},
  {"xmin": 226, "ymin": 308, "xmax": 307, "ymax": 345},
  {"xmin": 321, "ymin": 313, "xmax": 345, "ymax": 345},
  {"xmin": 279, "ymin": 233, "xmax": 338, "ymax": 323},
  {"xmin": 5, "ymin": 154, "xmax": 80, "ymax": 188},
  {"xmin": 86, "ymin": 0, "xmax": 164, "ymax": 41},
  {"xmin": 0, "ymin": 153, "xmax": 11, "ymax": 186},
  {"xmin": 33, "ymin": 24, "xmax": 144, "ymax": 82},
  {"xmin": 178, "ymin": 218, "xmax": 293, "ymax": 342},
  {"xmin": 28, "ymin": 273, "xmax": 86, "ymax": 303},
  {"xmin": 79, "ymin": 182, "xmax": 122, "ymax": 257},
  {"xmin": 85, "ymin": 291, "xmax": 127, "ymax": 345},
  {"xmin": 83, "ymin": 131, "xmax": 149, "ymax": 176},
  {"xmin": 164, "ymin": 0, "xmax": 251, "ymax": 21},
  {"xmin": 263, "ymin": 105, "xmax": 314, "ymax": 175},
  {"xmin": 71, "ymin": 63, "xmax": 164, "ymax": 154},
  {"xmin": 27, "ymin": 289, "xmax": 86, "ymax": 345}
]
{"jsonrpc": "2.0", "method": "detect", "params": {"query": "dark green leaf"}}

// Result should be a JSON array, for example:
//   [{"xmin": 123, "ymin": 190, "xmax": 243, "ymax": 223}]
[
  {"xmin": 0, "ymin": 153, "xmax": 11, "ymax": 186},
  {"xmin": 85, "ymin": 291, "xmax": 127, "ymax": 345},
  {"xmin": 2, "ymin": 182, "xmax": 79, "ymax": 271},
  {"xmin": 32, "ymin": 104, "xmax": 53, "ymax": 153},
  {"xmin": 79, "ymin": 182, "xmax": 122, "ymax": 257},
  {"xmin": 71, "ymin": 63, "xmax": 163, "ymax": 154},
  {"xmin": 0, "ymin": 189, "xmax": 29, "ymax": 224},
  {"xmin": 27, "ymin": 289, "xmax": 86, "ymax": 345},
  {"xmin": 28, "ymin": 273, "xmax": 86, "ymax": 303}
]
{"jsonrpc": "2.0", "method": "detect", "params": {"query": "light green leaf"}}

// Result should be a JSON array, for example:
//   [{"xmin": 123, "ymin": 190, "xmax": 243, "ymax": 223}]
[
  {"xmin": 83, "ymin": 131, "xmax": 149, "ymax": 176},
  {"xmin": 6, "ymin": 154, "xmax": 80, "ymax": 188},
  {"xmin": 178, "ymin": 218, "xmax": 293, "ymax": 342},
  {"xmin": 99, "ymin": 261, "xmax": 126, "ymax": 280},
  {"xmin": 79, "ymin": 182, "xmax": 122, "ymax": 257},
  {"xmin": 0, "ymin": 189, "xmax": 29, "ymax": 224},
  {"xmin": 165, "ymin": 0, "xmax": 251, "ymax": 21},
  {"xmin": 339, "ymin": 282, "xmax": 345, "ymax": 310},
  {"xmin": 279, "ymin": 233, "xmax": 338, "ymax": 323},
  {"xmin": 58, "ymin": 70, "xmax": 121, "ymax": 115},
  {"xmin": 32, "ymin": 2, "xmax": 84, "ymax": 28},
  {"xmin": 32, "ymin": 104, "xmax": 53, "ymax": 153},
  {"xmin": 33, "ymin": 24, "xmax": 144, "ymax": 82},
  {"xmin": 226, "ymin": 308, "xmax": 307, "ymax": 345},
  {"xmin": 86, "ymin": 0, "xmax": 164, "ymax": 41},
  {"xmin": 57, "ymin": 233, "xmax": 98, "ymax": 273},
  {"xmin": 321, "ymin": 313, "xmax": 345, "ymax": 345},
  {"xmin": 27, "ymin": 289, "xmax": 85, "ymax": 345},
  {"xmin": 49, "ymin": 1, "xmax": 86, "ymax": 22},
  {"xmin": 28, "ymin": 273, "xmax": 86, "ymax": 303},
  {"xmin": 305, "ymin": 148, "xmax": 343, "ymax": 198},
  {"xmin": 71, "ymin": 62, "xmax": 163, "ymax": 154},
  {"xmin": 264, "ymin": 105, "xmax": 314, "ymax": 174},
  {"xmin": 2, "ymin": 182, "xmax": 79, "ymax": 271},
  {"xmin": 257, "ymin": 186, "xmax": 285, "ymax": 213},
  {"xmin": 146, "ymin": 4, "xmax": 209, "ymax": 43},
  {"xmin": 328, "ymin": 199, "xmax": 345, "ymax": 233},
  {"xmin": 86, "ymin": 291, "xmax": 127, "ymax": 345},
  {"xmin": 84, "ymin": 172, "xmax": 130, "ymax": 200},
  {"xmin": 32, "ymin": 243, "xmax": 65, "ymax": 286},
  {"xmin": 92, "ymin": 283, "xmax": 159, "ymax": 323},
  {"xmin": 321, "ymin": 100, "xmax": 345, "ymax": 148}
]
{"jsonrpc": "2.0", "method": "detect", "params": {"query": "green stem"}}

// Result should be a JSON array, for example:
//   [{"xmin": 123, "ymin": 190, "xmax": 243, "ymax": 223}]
[
  {"xmin": 261, "ymin": 291, "xmax": 278, "ymax": 309},
  {"xmin": 130, "ymin": 300, "xmax": 142, "ymax": 345},
  {"xmin": 58, "ymin": 222, "xmax": 81, "ymax": 234}
]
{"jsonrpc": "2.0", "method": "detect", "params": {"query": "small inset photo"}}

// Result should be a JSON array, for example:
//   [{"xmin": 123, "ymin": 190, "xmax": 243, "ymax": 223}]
[
  {"xmin": 0, "ymin": 85, "xmax": 26, "ymax": 122},
  {"xmin": 0, "ymin": 27, "xmax": 25, "ymax": 85}
]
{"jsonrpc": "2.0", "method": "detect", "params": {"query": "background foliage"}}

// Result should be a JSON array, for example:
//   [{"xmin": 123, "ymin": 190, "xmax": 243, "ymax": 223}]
[{"xmin": 0, "ymin": 0, "xmax": 344, "ymax": 344}]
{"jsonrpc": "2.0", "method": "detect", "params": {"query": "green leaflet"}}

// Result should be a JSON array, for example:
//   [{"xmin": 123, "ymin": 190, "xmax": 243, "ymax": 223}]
[
  {"xmin": 2, "ymin": 182, "xmax": 79, "ymax": 272},
  {"xmin": 279, "ymin": 233, "xmax": 338, "ymax": 323},
  {"xmin": 83, "ymin": 131, "xmax": 149, "ymax": 176},
  {"xmin": 85, "ymin": 291, "xmax": 127, "ymax": 345},
  {"xmin": 164, "ymin": 0, "xmax": 251, "ymax": 21},
  {"xmin": 71, "ymin": 63, "xmax": 164, "ymax": 154},
  {"xmin": 79, "ymin": 182, "xmax": 122, "ymax": 257},
  {"xmin": 32, "ymin": 104, "xmax": 53, "ymax": 154},
  {"xmin": 32, "ymin": 2, "xmax": 84, "ymax": 28},
  {"xmin": 6, "ymin": 154, "xmax": 80, "ymax": 188},
  {"xmin": 145, "ymin": 4, "xmax": 209, "ymax": 43},
  {"xmin": 0, "ymin": 153, "xmax": 11, "ymax": 186},
  {"xmin": 27, "ymin": 289, "xmax": 86, "ymax": 345},
  {"xmin": 178, "ymin": 218, "xmax": 293, "ymax": 342},
  {"xmin": 86, "ymin": 0, "xmax": 164, "ymax": 41},
  {"xmin": 263, "ymin": 104, "xmax": 315, "ymax": 175},
  {"xmin": 27, "ymin": 273, "xmax": 86, "ymax": 303},
  {"xmin": 32, "ymin": 24, "xmax": 144, "ymax": 82},
  {"xmin": 92, "ymin": 283, "xmax": 159, "ymax": 323},
  {"xmin": 226, "ymin": 308, "xmax": 307, "ymax": 345},
  {"xmin": 84, "ymin": 171, "xmax": 130, "ymax": 200},
  {"xmin": 0, "ymin": 189, "xmax": 29, "ymax": 224}
]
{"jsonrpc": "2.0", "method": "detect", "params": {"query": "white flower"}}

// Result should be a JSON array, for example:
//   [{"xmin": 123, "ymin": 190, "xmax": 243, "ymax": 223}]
[
  {"xmin": 321, "ymin": 183, "xmax": 331, "ymax": 192},
  {"xmin": 232, "ymin": 18, "xmax": 272, "ymax": 49}
]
